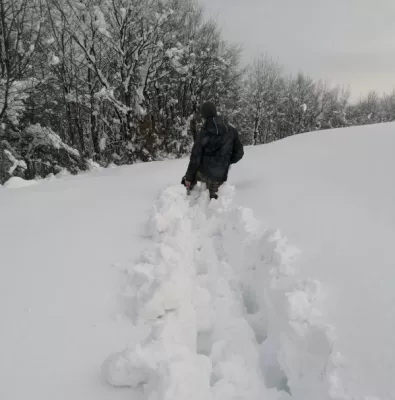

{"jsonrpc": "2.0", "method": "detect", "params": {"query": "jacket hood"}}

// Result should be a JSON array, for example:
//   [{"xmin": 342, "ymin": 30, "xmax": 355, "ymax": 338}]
[{"xmin": 201, "ymin": 101, "xmax": 217, "ymax": 119}]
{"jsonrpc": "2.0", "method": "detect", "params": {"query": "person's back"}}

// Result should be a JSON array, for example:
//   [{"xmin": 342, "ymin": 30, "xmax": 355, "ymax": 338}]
[{"xmin": 182, "ymin": 101, "xmax": 244, "ymax": 199}]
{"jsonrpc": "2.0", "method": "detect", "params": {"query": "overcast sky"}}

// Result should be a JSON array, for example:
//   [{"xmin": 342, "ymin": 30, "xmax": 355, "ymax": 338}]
[{"xmin": 198, "ymin": 0, "xmax": 395, "ymax": 100}]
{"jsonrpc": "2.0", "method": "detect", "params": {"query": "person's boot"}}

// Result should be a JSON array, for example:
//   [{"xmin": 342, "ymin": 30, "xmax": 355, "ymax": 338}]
[
  {"xmin": 209, "ymin": 192, "xmax": 218, "ymax": 200},
  {"xmin": 181, "ymin": 176, "xmax": 191, "ymax": 195}
]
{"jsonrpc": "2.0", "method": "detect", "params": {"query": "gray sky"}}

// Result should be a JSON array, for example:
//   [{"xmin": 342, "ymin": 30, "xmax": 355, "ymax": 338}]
[{"xmin": 198, "ymin": 0, "xmax": 395, "ymax": 100}]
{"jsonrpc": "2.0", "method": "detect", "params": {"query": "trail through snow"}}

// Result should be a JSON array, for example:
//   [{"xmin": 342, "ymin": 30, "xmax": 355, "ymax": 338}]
[{"xmin": 102, "ymin": 183, "xmax": 344, "ymax": 400}]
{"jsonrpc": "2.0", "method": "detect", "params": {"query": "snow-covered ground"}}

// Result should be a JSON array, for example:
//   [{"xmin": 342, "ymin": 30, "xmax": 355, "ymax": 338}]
[{"xmin": 1, "ymin": 122, "xmax": 394, "ymax": 400}]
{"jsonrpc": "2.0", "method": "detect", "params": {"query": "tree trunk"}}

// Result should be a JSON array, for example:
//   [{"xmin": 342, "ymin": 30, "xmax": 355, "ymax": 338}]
[{"xmin": 88, "ymin": 66, "xmax": 99, "ymax": 158}]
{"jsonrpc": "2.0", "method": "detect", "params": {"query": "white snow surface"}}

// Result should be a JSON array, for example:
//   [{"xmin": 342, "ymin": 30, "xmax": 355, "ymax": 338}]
[{"xmin": 1, "ymin": 122, "xmax": 395, "ymax": 400}]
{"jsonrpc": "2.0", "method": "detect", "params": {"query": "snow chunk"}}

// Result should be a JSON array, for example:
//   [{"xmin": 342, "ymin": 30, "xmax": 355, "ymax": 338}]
[
  {"xmin": 86, "ymin": 159, "xmax": 102, "ymax": 171},
  {"xmin": 24, "ymin": 124, "xmax": 80, "ymax": 157},
  {"xmin": 74, "ymin": 2, "xmax": 86, "ymax": 10},
  {"xmin": 49, "ymin": 53, "xmax": 60, "ymax": 66},
  {"xmin": 3, "ymin": 150, "xmax": 27, "ymax": 174},
  {"xmin": 4, "ymin": 177, "xmax": 38, "ymax": 189},
  {"xmin": 93, "ymin": 6, "xmax": 111, "ymax": 37},
  {"xmin": 99, "ymin": 137, "xmax": 106, "ymax": 151}
]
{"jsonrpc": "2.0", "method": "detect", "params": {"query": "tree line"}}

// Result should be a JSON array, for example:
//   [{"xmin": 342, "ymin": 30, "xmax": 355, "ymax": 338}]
[
  {"xmin": 0, "ymin": 0, "xmax": 393, "ymax": 183},
  {"xmin": 239, "ymin": 56, "xmax": 395, "ymax": 145}
]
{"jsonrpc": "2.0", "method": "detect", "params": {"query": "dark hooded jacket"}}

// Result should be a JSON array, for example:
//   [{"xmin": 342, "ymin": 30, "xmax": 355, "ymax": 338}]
[{"xmin": 185, "ymin": 116, "xmax": 244, "ymax": 183}]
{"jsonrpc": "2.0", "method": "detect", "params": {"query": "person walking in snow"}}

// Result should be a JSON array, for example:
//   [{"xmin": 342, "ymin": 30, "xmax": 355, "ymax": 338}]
[{"xmin": 181, "ymin": 101, "xmax": 244, "ymax": 199}]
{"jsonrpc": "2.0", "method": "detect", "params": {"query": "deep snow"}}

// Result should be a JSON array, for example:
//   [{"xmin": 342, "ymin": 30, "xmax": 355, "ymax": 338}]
[
  {"xmin": 231, "ymin": 123, "xmax": 395, "ymax": 400},
  {"xmin": 1, "ymin": 122, "xmax": 395, "ymax": 400}
]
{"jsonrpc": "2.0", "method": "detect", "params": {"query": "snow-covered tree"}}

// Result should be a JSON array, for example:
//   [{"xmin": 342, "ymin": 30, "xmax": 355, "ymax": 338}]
[
  {"xmin": 0, "ymin": 0, "xmax": 44, "ymax": 126},
  {"xmin": 243, "ymin": 54, "xmax": 283, "ymax": 145}
]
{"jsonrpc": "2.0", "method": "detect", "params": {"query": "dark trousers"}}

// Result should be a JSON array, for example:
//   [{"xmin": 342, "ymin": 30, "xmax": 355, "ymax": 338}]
[{"xmin": 188, "ymin": 171, "xmax": 222, "ymax": 199}]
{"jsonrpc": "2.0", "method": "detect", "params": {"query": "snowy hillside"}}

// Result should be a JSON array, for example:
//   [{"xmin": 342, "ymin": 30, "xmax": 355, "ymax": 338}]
[{"xmin": 1, "ymin": 122, "xmax": 395, "ymax": 400}]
